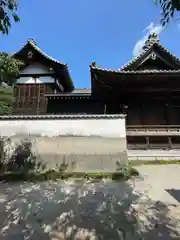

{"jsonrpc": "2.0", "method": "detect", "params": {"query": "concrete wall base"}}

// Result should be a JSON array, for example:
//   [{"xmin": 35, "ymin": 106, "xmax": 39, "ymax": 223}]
[
  {"xmin": 128, "ymin": 150, "xmax": 180, "ymax": 161},
  {"xmin": 9, "ymin": 136, "xmax": 127, "ymax": 172},
  {"xmin": 0, "ymin": 115, "xmax": 127, "ymax": 172}
]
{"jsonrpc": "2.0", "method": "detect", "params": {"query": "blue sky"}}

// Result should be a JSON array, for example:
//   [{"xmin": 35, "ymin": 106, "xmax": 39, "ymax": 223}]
[{"xmin": 0, "ymin": 0, "xmax": 180, "ymax": 87}]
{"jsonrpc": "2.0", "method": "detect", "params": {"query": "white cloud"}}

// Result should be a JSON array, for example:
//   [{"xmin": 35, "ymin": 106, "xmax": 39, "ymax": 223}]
[{"xmin": 132, "ymin": 22, "xmax": 163, "ymax": 57}]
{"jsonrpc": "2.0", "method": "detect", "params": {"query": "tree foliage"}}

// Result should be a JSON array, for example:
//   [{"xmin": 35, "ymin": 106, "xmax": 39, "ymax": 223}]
[
  {"xmin": 0, "ymin": 52, "xmax": 22, "ymax": 85},
  {"xmin": 0, "ymin": 0, "xmax": 20, "ymax": 34},
  {"xmin": 0, "ymin": 53, "xmax": 23, "ymax": 115},
  {"xmin": 154, "ymin": 0, "xmax": 180, "ymax": 26},
  {"xmin": 0, "ymin": 86, "xmax": 13, "ymax": 115}
]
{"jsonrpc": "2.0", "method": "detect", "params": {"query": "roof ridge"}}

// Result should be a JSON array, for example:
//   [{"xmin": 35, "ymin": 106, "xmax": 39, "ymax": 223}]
[
  {"xmin": 119, "ymin": 45, "xmax": 151, "ymax": 71},
  {"xmin": 91, "ymin": 64, "xmax": 180, "ymax": 73},
  {"xmin": 27, "ymin": 39, "xmax": 67, "ymax": 67},
  {"xmin": 74, "ymin": 88, "xmax": 91, "ymax": 89},
  {"xmin": 91, "ymin": 64, "xmax": 121, "ymax": 72},
  {"xmin": 155, "ymin": 41, "xmax": 180, "ymax": 64},
  {"xmin": 120, "ymin": 40, "xmax": 180, "ymax": 71}
]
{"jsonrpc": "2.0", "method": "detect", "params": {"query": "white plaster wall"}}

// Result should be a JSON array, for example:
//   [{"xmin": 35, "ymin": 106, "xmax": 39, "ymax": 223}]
[
  {"xmin": 17, "ymin": 76, "xmax": 55, "ymax": 84},
  {"xmin": 16, "ymin": 63, "xmax": 55, "ymax": 84},
  {"xmin": 20, "ymin": 63, "xmax": 51, "ymax": 74},
  {"xmin": 0, "ymin": 117, "xmax": 126, "ymax": 138},
  {"xmin": 0, "ymin": 116, "xmax": 127, "ymax": 171}
]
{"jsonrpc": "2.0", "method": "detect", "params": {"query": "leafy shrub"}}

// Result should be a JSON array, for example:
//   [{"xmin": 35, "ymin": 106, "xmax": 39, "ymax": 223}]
[
  {"xmin": 8, "ymin": 139, "xmax": 36, "ymax": 172},
  {"xmin": 0, "ymin": 87, "xmax": 13, "ymax": 115},
  {"xmin": 0, "ymin": 137, "xmax": 44, "ymax": 173}
]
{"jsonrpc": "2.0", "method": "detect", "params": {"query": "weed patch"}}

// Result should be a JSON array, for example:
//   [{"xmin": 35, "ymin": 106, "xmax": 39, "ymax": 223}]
[
  {"xmin": 0, "ymin": 167, "xmax": 139, "ymax": 182},
  {"xmin": 130, "ymin": 160, "xmax": 180, "ymax": 166}
]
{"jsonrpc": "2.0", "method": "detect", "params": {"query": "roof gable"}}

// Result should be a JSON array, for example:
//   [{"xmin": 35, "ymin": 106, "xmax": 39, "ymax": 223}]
[
  {"xmin": 120, "ymin": 34, "xmax": 180, "ymax": 71},
  {"xmin": 13, "ymin": 39, "xmax": 67, "ymax": 66},
  {"xmin": 13, "ymin": 39, "xmax": 74, "ymax": 91},
  {"xmin": 20, "ymin": 63, "xmax": 52, "ymax": 75}
]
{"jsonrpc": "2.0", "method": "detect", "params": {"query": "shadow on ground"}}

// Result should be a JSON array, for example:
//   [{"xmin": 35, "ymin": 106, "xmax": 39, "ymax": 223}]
[
  {"xmin": 0, "ymin": 178, "xmax": 179, "ymax": 239},
  {"xmin": 166, "ymin": 189, "xmax": 180, "ymax": 204}
]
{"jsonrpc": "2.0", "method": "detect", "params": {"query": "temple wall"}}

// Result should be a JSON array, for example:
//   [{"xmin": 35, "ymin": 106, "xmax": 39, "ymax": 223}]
[
  {"xmin": 20, "ymin": 63, "xmax": 51, "ymax": 74},
  {"xmin": 16, "ymin": 63, "xmax": 55, "ymax": 84},
  {"xmin": 0, "ymin": 115, "xmax": 127, "ymax": 172},
  {"xmin": 16, "ymin": 76, "xmax": 55, "ymax": 84}
]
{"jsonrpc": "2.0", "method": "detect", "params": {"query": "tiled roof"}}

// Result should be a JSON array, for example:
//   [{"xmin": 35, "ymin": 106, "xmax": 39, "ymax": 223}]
[
  {"xmin": 120, "ymin": 41, "xmax": 180, "ymax": 71},
  {"xmin": 72, "ymin": 88, "xmax": 91, "ymax": 94},
  {"xmin": 26, "ymin": 39, "xmax": 68, "ymax": 67},
  {"xmin": 13, "ymin": 39, "xmax": 74, "ymax": 91},
  {"xmin": 91, "ymin": 34, "xmax": 180, "ymax": 73},
  {"xmin": 0, "ymin": 114, "xmax": 125, "ymax": 120},
  {"xmin": 45, "ymin": 88, "xmax": 91, "ymax": 97},
  {"xmin": 90, "ymin": 65, "xmax": 180, "ymax": 74}
]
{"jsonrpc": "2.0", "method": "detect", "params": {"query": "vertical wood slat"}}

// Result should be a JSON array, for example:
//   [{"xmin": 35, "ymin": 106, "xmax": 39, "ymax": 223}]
[{"xmin": 12, "ymin": 84, "xmax": 47, "ymax": 115}]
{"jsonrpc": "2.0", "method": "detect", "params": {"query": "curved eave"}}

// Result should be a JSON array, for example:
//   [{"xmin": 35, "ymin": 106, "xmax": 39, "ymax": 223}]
[
  {"xmin": 62, "ymin": 65, "xmax": 74, "ymax": 91},
  {"xmin": 90, "ymin": 65, "xmax": 180, "ymax": 97},
  {"xmin": 13, "ymin": 39, "xmax": 67, "ymax": 66},
  {"xmin": 13, "ymin": 39, "xmax": 75, "ymax": 91},
  {"xmin": 45, "ymin": 95, "xmax": 91, "ymax": 100},
  {"xmin": 120, "ymin": 42, "xmax": 180, "ymax": 71},
  {"xmin": 28, "ymin": 40, "xmax": 74, "ymax": 90},
  {"xmin": 90, "ymin": 64, "xmax": 180, "ymax": 75}
]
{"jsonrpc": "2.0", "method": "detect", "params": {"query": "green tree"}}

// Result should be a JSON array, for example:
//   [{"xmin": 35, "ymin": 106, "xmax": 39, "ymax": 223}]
[
  {"xmin": 0, "ymin": 0, "xmax": 20, "ymax": 34},
  {"xmin": 0, "ymin": 52, "xmax": 22, "ymax": 85},
  {"xmin": 155, "ymin": 0, "xmax": 180, "ymax": 26},
  {"xmin": 0, "ymin": 86, "xmax": 13, "ymax": 115},
  {"xmin": 0, "ymin": 53, "xmax": 23, "ymax": 114},
  {"xmin": 0, "ymin": 1, "xmax": 20, "ymax": 114}
]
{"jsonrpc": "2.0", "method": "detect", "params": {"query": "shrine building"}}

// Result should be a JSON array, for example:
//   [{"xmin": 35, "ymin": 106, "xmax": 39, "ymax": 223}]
[{"xmin": 12, "ymin": 34, "xmax": 180, "ymax": 150}]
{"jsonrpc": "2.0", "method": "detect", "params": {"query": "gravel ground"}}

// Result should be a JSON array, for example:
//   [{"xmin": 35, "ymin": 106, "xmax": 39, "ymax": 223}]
[{"xmin": 0, "ymin": 165, "xmax": 180, "ymax": 239}]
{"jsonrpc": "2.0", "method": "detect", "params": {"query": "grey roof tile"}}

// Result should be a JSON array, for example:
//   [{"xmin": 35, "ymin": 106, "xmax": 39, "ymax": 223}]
[
  {"xmin": 45, "ymin": 88, "xmax": 91, "ymax": 97},
  {"xmin": 72, "ymin": 88, "xmax": 91, "ymax": 94},
  {"xmin": 91, "ymin": 35, "xmax": 180, "ymax": 73},
  {"xmin": 90, "ymin": 66, "xmax": 180, "ymax": 74},
  {"xmin": 13, "ymin": 39, "xmax": 74, "ymax": 91},
  {"xmin": 27, "ymin": 39, "xmax": 67, "ymax": 66},
  {"xmin": 0, "ymin": 114, "xmax": 125, "ymax": 120}
]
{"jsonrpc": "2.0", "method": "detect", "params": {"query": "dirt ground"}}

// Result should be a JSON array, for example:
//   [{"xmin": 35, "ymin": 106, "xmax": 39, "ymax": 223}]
[{"xmin": 0, "ymin": 165, "xmax": 180, "ymax": 239}]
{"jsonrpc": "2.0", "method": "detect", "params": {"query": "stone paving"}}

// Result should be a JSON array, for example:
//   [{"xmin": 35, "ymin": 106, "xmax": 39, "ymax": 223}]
[{"xmin": 0, "ymin": 165, "xmax": 179, "ymax": 239}]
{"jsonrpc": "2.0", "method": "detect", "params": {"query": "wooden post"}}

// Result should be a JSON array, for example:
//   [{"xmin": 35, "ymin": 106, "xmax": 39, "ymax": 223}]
[
  {"xmin": 168, "ymin": 136, "xmax": 172, "ymax": 150},
  {"xmin": 146, "ymin": 136, "xmax": 150, "ymax": 150},
  {"xmin": 104, "ymin": 104, "xmax": 106, "ymax": 114},
  {"xmin": 165, "ymin": 103, "xmax": 169, "ymax": 125},
  {"xmin": 140, "ymin": 102, "xmax": 142, "ymax": 125},
  {"xmin": 54, "ymin": 78, "xmax": 56, "ymax": 94},
  {"xmin": 36, "ymin": 84, "xmax": 40, "ymax": 115},
  {"xmin": 122, "ymin": 104, "xmax": 128, "ymax": 114}
]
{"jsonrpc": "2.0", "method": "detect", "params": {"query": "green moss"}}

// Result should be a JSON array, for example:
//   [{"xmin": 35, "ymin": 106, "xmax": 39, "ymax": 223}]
[
  {"xmin": 0, "ymin": 167, "xmax": 139, "ymax": 182},
  {"xmin": 130, "ymin": 160, "xmax": 180, "ymax": 166}
]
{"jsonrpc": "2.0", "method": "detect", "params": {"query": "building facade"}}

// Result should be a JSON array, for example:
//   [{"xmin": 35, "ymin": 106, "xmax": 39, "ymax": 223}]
[{"xmin": 12, "ymin": 34, "xmax": 180, "ymax": 149}]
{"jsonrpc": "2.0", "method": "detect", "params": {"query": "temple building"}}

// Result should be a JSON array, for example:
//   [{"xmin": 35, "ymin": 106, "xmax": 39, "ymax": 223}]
[{"xmin": 12, "ymin": 34, "xmax": 180, "ymax": 149}]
